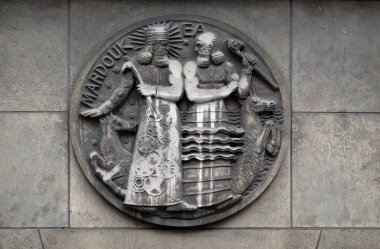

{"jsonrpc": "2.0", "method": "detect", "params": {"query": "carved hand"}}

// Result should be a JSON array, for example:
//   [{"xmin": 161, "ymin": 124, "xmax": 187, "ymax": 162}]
[
  {"xmin": 242, "ymin": 57, "xmax": 254, "ymax": 75},
  {"xmin": 80, "ymin": 107, "xmax": 104, "ymax": 118},
  {"xmin": 137, "ymin": 83, "xmax": 156, "ymax": 97},
  {"xmin": 221, "ymin": 81, "xmax": 239, "ymax": 97},
  {"xmin": 122, "ymin": 61, "xmax": 134, "ymax": 72}
]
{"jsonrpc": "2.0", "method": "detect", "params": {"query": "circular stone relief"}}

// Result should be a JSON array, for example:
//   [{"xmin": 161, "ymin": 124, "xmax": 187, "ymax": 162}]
[{"xmin": 71, "ymin": 15, "xmax": 289, "ymax": 227}]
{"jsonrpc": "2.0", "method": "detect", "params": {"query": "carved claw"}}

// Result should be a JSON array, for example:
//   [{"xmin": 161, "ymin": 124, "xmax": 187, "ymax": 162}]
[
  {"xmin": 265, "ymin": 122, "xmax": 281, "ymax": 156},
  {"xmin": 80, "ymin": 107, "xmax": 103, "ymax": 118},
  {"xmin": 89, "ymin": 151, "xmax": 122, "ymax": 181}
]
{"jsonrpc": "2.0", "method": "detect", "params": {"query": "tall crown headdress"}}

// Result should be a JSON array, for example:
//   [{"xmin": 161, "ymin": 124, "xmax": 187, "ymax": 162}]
[
  {"xmin": 145, "ymin": 25, "xmax": 169, "ymax": 44},
  {"xmin": 128, "ymin": 21, "xmax": 184, "ymax": 58}
]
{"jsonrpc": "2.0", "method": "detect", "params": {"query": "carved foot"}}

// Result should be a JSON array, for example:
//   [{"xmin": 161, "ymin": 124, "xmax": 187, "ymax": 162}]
[
  {"xmin": 127, "ymin": 206, "xmax": 157, "ymax": 213},
  {"xmin": 89, "ymin": 151, "xmax": 122, "ymax": 181},
  {"xmin": 166, "ymin": 201, "xmax": 198, "ymax": 212}
]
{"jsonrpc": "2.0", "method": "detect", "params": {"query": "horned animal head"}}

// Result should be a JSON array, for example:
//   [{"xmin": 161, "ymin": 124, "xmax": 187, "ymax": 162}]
[
  {"xmin": 244, "ymin": 95, "xmax": 276, "ymax": 114},
  {"xmin": 99, "ymin": 113, "xmax": 137, "ymax": 133}
]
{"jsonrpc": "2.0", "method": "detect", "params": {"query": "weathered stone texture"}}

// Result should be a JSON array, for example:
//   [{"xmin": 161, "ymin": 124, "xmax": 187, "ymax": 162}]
[
  {"xmin": 71, "ymin": 146, "xmax": 289, "ymax": 228},
  {"xmin": 40, "ymin": 229, "xmax": 319, "ymax": 249},
  {"xmin": 293, "ymin": 114, "xmax": 380, "ymax": 227},
  {"xmin": 0, "ymin": 0, "xmax": 68, "ymax": 111},
  {"xmin": 318, "ymin": 229, "xmax": 380, "ymax": 249},
  {"xmin": 293, "ymin": 1, "xmax": 380, "ymax": 112},
  {"xmin": 70, "ymin": 0, "xmax": 289, "ymax": 88},
  {"xmin": 0, "ymin": 229, "xmax": 42, "ymax": 249},
  {"xmin": 214, "ymin": 151, "xmax": 290, "ymax": 227},
  {"xmin": 0, "ymin": 113, "xmax": 68, "ymax": 227},
  {"xmin": 70, "ymin": 146, "xmax": 144, "ymax": 227}
]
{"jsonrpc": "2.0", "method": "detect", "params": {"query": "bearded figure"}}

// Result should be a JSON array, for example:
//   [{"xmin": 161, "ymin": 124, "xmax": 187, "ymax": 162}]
[
  {"xmin": 82, "ymin": 24, "xmax": 187, "ymax": 208},
  {"xmin": 181, "ymin": 32, "xmax": 248, "ymax": 208},
  {"xmin": 121, "ymin": 25, "xmax": 189, "ymax": 208}
]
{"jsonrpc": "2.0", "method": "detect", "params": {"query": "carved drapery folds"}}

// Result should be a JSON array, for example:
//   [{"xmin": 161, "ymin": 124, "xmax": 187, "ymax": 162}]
[{"xmin": 71, "ymin": 16, "xmax": 289, "ymax": 226}]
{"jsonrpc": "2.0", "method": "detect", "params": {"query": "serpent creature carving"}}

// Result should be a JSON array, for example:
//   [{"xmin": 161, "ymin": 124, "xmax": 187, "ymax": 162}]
[
  {"xmin": 89, "ymin": 114, "xmax": 137, "ymax": 198},
  {"xmin": 233, "ymin": 96, "xmax": 282, "ymax": 194}
]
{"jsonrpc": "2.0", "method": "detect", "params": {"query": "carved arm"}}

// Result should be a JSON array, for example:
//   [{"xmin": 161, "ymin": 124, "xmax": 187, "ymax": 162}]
[
  {"xmin": 183, "ymin": 61, "xmax": 238, "ymax": 104},
  {"xmin": 238, "ymin": 72, "xmax": 252, "ymax": 99},
  {"xmin": 124, "ymin": 61, "xmax": 184, "ymax": 102},
  {"xmin": 156, "ymin": 60, "xmax": 184, "ymax": 102},
  {"xmin": 80, "ymin": 72, "xmax": 134, "ymax": 117},
  {"xmin": 236, "ymin": 56, "xmax": 254, "ymax": 99}
]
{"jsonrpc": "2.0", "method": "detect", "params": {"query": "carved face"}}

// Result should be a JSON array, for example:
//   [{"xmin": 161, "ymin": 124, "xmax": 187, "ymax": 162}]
[
  {"xmin": 150, "ymin": 41, "xmax": 168, "ymax": 67},
  {"xmin": 195, "ymin": 32, "xmax": 216, "ymax": 67},
  {"xmin": 227, "ymin": 39, "xmax": 244, "ymax": 52},
  {"xmin": 195, "ymin": 39, "xmax": 213, "ymax": 56},
  {"xmin": 245, "ymin": 96, "xmax": 276, "ymax": 113},
  {"xmin": 152, "ymin": 40, "xmax": 168, "ymax": 56},
  {"xmin": 101, "ymin": 114, "xmax": 137, "ymax": 133}
]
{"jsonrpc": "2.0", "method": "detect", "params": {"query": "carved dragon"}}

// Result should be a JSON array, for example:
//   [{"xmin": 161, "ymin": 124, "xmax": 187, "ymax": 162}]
[
  {"xmin": 233, "ymin": 96, "xmax": 282, "ymax": 194},
  {"xmin": 89, "ymin": 113, "xmax": 137, "ymax": 198}
]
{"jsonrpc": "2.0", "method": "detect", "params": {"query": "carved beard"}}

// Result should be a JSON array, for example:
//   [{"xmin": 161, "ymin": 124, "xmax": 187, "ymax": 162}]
[
  {"xmin": 152, "ymin": 45, "xmax": 169, "ymax": 67},
  {"xmin": 153, "ymin": 55, "xmax": 169, "ymax": 67},
  {"xmin": 197, "ymin": 53, "xmax": 211, "ymax": 68}
]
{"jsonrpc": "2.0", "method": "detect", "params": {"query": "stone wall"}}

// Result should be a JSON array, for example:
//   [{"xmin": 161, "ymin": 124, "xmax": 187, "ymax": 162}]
[{"xmin": 0, "ymin": 0, "xmax": 379, "ymax": 248}]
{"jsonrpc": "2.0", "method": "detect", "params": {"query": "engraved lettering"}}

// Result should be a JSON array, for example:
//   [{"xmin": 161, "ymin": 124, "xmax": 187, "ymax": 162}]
[
  {"xmin": 183, "ymin": 23, "xmax": 205, "ymax": 37},
  {"xmin": 116, "ymin": 38, "xmax": 133, "ymax": 54},
  {"xmin": 108, "ymin": 45, "xmax": 122, "ymax": 60},
  {"xmin": 183, "ymin": 23, "xmax": 193, "ymax": 37},
  {"xmin": 94, "ymin": 64, "xmax": 107, "ymax": 78},
  {"xmin": 102, "ymin": 55, "xmax": 114, "ymax": 68},
  {"xmin": 88, "ymin": 72, "xmax": 104, "ymax": 86},
  {"xmin": 73, "ymin": 19, "xmax": 287, "ymax": 227}
]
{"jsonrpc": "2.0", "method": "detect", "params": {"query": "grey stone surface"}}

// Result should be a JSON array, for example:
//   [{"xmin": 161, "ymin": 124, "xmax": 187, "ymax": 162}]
[
  {"xmin": 0, "ymin": 0, "xmax": 68, "ymax": 111},
  {"xmin": 0, "ymin": 229, "xmax": 42, "ymax": 249},
  {"xmin": 0, "ymin": 113, "xmax": 68, "ymax": 227},
  {"xmin": 70, "ymin": 146, "xmax": 145, "ymax": 227},
  {"xmin": 214, "ymin": 151, "xmax": 290, "ymax": 227},
  {"xmin": 293, "ymin": 114, "xmax": 380, "ymax": 227},
  {"xmin": 71, "ymin": 150, "xmax": 290, "ymax": 228},
  {"xmin": 40, "ymin": 229, "xmax": 319, "ymax": 249},
  {"xmin": 318, "ymin": 229, "xmax": 380, "ymax": 249},
  {"xmin": 292, "ymin": 1, "xmax": 380, "ymax": 112},
  {"xmin": 69, "ymin": 0, "xmax": 290, "ymax": 227},
  {"xmin": 70, "ymin": 0, "xmax": 289, "ymax": 88}
]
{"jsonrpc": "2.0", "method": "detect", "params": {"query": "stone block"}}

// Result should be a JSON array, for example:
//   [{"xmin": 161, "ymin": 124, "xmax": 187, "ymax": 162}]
[
  {"xmin": 0, "ymin": 113, "xmax": 68, "ymax": 227},
  {"xmin": 40, "ymin": 229, "xmax": 319, "ymax": 249},
  {"xmin": 0, "ymin": 0, "xmax": 68, "ymax": 111},
  {"xmin": 0, "ymin": 229, "xmax": 42, "ymax": 249},
  {"xmin": 70, "ymin": 0, "xmax": 289, "ymax": 88},
  {"xmin": 69, "ymin": 0, "xmax": 291, "ymax": 228},
  {"xmin": 292, "ymin": 114, "xmax": 380, "ymax": 227},
  {"xmin": 318, "ymin": 229, "xmax": 380, "ymax": 249},
  {"xmin": 70, "ymin": 146, "xmax": 144, "ymax": 227},
  {"xmin": 292, "ymin": 1, "xmax": 380, "ymax": 112}
]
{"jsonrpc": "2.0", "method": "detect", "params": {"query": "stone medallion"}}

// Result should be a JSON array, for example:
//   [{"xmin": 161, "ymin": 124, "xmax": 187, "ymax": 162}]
[{"xmin": 70, "ymin": 15, "xmax": 290, "ymax": 227}]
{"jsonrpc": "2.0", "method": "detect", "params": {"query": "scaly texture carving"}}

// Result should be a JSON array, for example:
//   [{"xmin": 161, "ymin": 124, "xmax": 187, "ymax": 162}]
[{"xmin": 233, "ymin": 96, "xmax": 282, "ymax": 194}]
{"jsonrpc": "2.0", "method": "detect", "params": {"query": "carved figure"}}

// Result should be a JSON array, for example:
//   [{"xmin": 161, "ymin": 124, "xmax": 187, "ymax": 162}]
[
  {"xmin": 89, "ymin": 114, "xmax": 137, "ymax": 198},
  {"xmin": 73, "ymin": 18, "xmax": 287, "ymax": 225},
  {"xmin": 81, "ymin": 24, "xmax": 189, "ymax": 208},
  {"xmin": 233, "ymin": 96, "xmax": 281, "ymax": 194},
  {"xmin": 121, "ymin": 24, "xmax": 188, "ymax": 208},
  {"xmin": 181, "ymin": 32, "xmax": 251, "ymax": 208},
  {"xmin": 227, "ymin": 39, "xmax": 278, "ymax": 93}
]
